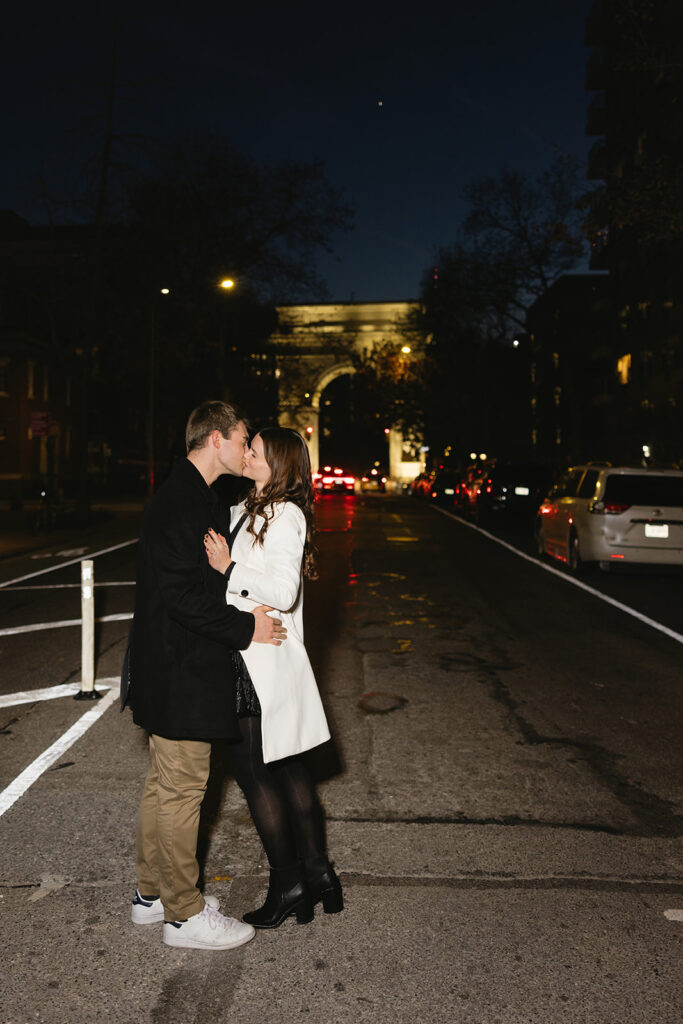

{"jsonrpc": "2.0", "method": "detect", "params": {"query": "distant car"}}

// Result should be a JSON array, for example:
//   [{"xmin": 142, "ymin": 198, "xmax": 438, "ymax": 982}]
[
  {"xmin": 313, "ymin": 466, "xmax": 356, "ymax": 493},
  {"xmin": 427, "ymin": 470, "xmax": 460, "ymax": 505},
  {"xmin": 359, "ymin": 467, "xmax": 387, "ymax": 492},
  {"xmin": 535, "ymin": 464, "xmax": 683, "ymax": 571},
  {"xmin": 409, "ymin": 471, "xmax": 434, "ymax": 498},
  {"xmin": 472, "ymin": 461, "xmax": 554, "ymax": 525},
  {"xmin": 453, "ymin": 463, "xmax": 489, "ymax": 516}
]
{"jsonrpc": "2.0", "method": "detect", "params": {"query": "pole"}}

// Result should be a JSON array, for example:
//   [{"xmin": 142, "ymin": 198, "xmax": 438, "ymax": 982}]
[{"xmin": 74, "ymin": 559, "xmax": 101, "ymax": 701}]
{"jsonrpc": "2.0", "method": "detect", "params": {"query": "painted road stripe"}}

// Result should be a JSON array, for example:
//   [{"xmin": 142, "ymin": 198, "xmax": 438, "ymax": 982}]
[
  {"xmin": 0, "ymin": 677, "xmax": 118, "ymax": 709},
  {"xmin": 0, "ymin": 538, "xmax": 138, "ymax": 589},
  {"xmin": 0, "ymin": 686, "xmax": 119, "ymax": 818},
  {"xmin": 0, "ymin": 612, "xmax": 133, "ymax": 638},
  {"xmin": 435, "ymin": 507, "xmax": 683, "ymax": 647}
]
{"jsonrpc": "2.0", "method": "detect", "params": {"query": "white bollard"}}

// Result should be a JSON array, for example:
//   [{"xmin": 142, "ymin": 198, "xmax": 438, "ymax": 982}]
[{"xmin": 74, "ymin": 559, "xmax": 101, "ymax": 701}]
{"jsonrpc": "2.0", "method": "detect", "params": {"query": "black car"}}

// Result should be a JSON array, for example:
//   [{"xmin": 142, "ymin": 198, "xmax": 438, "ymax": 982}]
[
  {"xmin": 427, "ymin": 470, "xmax": 460, "ymax": 505},
  {"xmin": 470, "ymin": 461, "xmax": 554, "ymax": 525}
]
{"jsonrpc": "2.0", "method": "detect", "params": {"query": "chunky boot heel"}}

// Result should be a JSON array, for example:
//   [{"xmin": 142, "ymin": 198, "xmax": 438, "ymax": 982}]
[
  {"xmin": 304, "ymin": 854, "xmax": 344, "ymax": 914},
  {"xmin": 243, "ymin": 863, "xmax": 313, "ymax": 929},
  {"xmin": 321, "ymin": 885, "xmax": 344, "ymax": 914}
]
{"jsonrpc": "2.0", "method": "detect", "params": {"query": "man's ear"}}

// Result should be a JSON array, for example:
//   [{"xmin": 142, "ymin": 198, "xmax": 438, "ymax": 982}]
[{"xmin": 210, "ymin": 429, "xmax": 222, "ymax": 449}]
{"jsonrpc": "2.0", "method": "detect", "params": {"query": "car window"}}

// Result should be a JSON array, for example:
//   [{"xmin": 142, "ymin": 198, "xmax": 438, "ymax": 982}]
[
  {"xmin": 554, "ymin": 469, "xmax": 583, "ymax": 498},
  {"xmin": 577, "ymin": 469, "xmax": 599, "ymax": 498},
  {"xmin": 603, "ymin": 474, "xmax": 683, "ymax": 507}
]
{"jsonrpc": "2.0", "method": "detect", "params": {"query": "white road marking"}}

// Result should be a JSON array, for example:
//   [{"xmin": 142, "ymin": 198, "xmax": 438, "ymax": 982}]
[
  {"xmin": 435, "ymin": 507, "xmax": 683, "ymax": 647},
  {"xmin": 0, "ymin": 677, "xmax": 118, "ymax": 708},
  {"xmin": 0, "ymin": 685, "xmax": 119, "ymax": 818},
  {"xmin": 0, "ymin": 538, "xmax": 138, "ymax": 589},
  {"xmin": 664, "ymin": 909, "xmax": 683, "ymax": 921},
  {"xmin": 0, "ymin": 612, "xmax": 133, "ymax": 638}
]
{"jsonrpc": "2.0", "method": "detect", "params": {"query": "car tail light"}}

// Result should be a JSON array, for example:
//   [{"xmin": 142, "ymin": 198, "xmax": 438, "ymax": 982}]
[
  {"xmin": 343, "ymin": 476, "xmax": 355, "ymax": 484},
  {"xmin": 322, "ymin": 476, "xmax": 334, "ymax": 484},
  {"xmin": 590, "ymin": 500, "xmax": 630, "ymax": 514}
]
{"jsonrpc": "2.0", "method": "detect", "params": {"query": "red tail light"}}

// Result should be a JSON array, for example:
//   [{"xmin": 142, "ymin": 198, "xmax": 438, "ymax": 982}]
[
  {"xmin": 604, "ymin": 501, "xmax": 631, "ymax": 514},
  {"xmin": 589, "ymin": 500, "xmax": 631, "ymax": 515}
]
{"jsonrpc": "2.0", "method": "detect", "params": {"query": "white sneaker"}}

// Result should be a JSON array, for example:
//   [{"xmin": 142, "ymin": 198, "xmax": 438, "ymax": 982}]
[
  {"xmin": 131, "ymin": 890, "xmax": 219, "ymax": 925},
  {"xmin": 163, "ymin": 904, "xmax": 256, "ymax": 950}
]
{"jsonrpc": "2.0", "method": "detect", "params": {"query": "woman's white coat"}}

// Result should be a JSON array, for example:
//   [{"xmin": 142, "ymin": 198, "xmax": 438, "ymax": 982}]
[{"xmin": 225, "ymin": 500, "xmax": 330, "ymax": 763}]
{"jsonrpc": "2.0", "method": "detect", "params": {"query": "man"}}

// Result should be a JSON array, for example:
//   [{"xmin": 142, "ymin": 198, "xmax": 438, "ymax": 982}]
[{"xmin": 124, "ymin": 400, "xmax": 286, "ymax": 950}]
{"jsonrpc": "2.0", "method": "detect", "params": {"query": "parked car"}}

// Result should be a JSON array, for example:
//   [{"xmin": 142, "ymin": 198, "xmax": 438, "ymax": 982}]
[
  {"xmin": 427, "ymin": 470, "xmax": 460, "ymax": 505},
  {"xmin": 471, "ymin": 461, "xmax": 554, "ymax": 525},
  {"xmin": 453, "ymin": 462, "xmax": 490, "ymax": 517},
  {"xmin": 409, "ymin": 471, "xmax": 434, "ymax": 498},
  {"xmin": 535, "ymin": 464, "xmax": 683, "ymax": 571},
  {"xmin": 359, "ymin": 466, "xmax": 387, "ymax": 492},
  {"xmin": 313, "ymin": 466, "xmax": 356, "ymax": 493}
]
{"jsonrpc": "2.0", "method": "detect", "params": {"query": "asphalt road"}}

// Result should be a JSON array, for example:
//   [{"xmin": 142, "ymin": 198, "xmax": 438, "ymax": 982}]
[{"xmin": 0, "ymin": 493, "xmax": 681, "ymax": 1023}]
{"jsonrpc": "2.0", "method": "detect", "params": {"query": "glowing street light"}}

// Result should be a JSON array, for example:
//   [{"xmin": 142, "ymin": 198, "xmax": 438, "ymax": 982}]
[
  {"xmin": 401, "ymin": 345, "xmax": 411, "ymax": 354},
  {"xmin": 219, "ymin": 278, "xmax": 235, "ymax": 290}
]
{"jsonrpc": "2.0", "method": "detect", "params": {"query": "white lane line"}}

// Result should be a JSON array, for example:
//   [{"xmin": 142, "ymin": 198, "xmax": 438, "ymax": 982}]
[
  {"xmin": 0, "ymin": 612, "xmax": 133, "ymax": 638},
  {"xmin": 0, "ymin": 686, "xmax": 119, "ymax": 818},
  {"xmin": 0, "ymin": 538, "xmax": 138, "ymax": 589},
  {"xmin": 434, "ymin": 507, "xmax": 683, "ymax": 647},
  {"xmin": 0, "ymin": 582, "xmax": 135, "ymax": 591},
  {"xmin": 0, "ymin": 677, "xmax": 118, "ymax": 708}
]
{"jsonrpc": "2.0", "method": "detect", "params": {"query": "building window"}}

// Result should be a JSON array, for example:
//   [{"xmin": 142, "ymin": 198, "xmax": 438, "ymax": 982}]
[
  {"xmin": 552, "ymin": 352, "xmax": 560, "ymax": 370},
  {"xmin": 42, "ymin": 366, "xmax": 49, "ymax": 401},
  {"xmin": 531, "ymin": 429, "xmax": 537, "ymax": 446},
  {"xmin": 555, "ymin": 427, "xmax": 562, "ymax": 445},
  {"xmin": 553, "ymin": 386, "xmax": 562, "ymax": 408},
  {"xmin": 530, "ymin": 362, "xmax": 536, "ymax": 383},
  {"xmin": 0, "ymin": 358, "xmax": 9, "ymax": 396},
  {"xmin": 617, "ymin": 353, "xmax": 631, "ymax": 384},
  {"xmin": 27, "ymin": 360, "xmax": 35, "ymax": 399},
  {"xmin": 65, "ymin": 375, "xmax": 71, "ymax": 406}
]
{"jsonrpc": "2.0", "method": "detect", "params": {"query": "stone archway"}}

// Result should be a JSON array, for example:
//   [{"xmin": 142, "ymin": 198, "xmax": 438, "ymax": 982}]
[{"xmin": 271, "ymin": 301, "xmax": 423, "ymax": 480}]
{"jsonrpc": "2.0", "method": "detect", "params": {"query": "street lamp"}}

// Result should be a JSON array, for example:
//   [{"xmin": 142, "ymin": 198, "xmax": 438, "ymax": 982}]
[
  {"xmin": 401, "ymin": 345, "xmax": 411, "ymax": 354},
  {"xmin": 219, "ymin": 278, "xmax": 235, "ymax": 290}
]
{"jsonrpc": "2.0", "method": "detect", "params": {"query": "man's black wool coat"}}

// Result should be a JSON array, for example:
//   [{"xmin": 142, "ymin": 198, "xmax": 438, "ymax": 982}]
[{"xmin": 128, "ymin": 458, "xmax": 255, "ymax": 739}]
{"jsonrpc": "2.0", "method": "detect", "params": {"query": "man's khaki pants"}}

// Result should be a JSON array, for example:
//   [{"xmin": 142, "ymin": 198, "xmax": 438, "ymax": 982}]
[{"xmin": 136, "ymin": 734, "xmax": 211, "ymax": 922}]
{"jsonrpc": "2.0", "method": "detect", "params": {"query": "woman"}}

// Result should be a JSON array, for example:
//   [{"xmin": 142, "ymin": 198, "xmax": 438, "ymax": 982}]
[{"xmin": 204, "ymin": 426, "xmax": 343, "ymax": 929}]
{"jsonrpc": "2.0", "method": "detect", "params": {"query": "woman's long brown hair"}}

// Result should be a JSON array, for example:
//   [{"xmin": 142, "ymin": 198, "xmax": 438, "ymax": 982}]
[{"xmin": 244, "ymin": 427, "xmax": 318, "ymax": 579}]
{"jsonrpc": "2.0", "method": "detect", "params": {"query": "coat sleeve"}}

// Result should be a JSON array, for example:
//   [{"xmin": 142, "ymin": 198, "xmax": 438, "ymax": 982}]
[
  {"xmin": 227, "ymin": 504, "xmax": 304, "ymax": 612},
  {"xmin": 148, "ymin": 509, "xmax": 255, "ymax": 649}
]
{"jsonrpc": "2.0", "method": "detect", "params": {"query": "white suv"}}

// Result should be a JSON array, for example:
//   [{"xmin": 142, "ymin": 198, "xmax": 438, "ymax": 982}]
[{"xmin": 535, "ymin": 465, "xmax": 683, "ymax": 571}]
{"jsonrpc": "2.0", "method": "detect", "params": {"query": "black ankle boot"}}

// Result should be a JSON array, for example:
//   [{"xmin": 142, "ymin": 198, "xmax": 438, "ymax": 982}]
[
  {"xmin": 304, "ymin": 854, "xmax": 344, "ymax": 914},
  {"xmin": 243, "ymin": 862, "xmax": 314, "ymax": 929}
]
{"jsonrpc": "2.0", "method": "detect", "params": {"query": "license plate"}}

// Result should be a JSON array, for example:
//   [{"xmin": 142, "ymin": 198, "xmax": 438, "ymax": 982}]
[
  {"xmin": 514, "ymin": 486, "xmax": 530, "ymax": 496},
  {"xmin": 444, "ymin": 488, "xmax": 454, "ymax": 495},
  {"xmin": 645, "ymin": 523, "xmax": 668, "ymax": 538}
]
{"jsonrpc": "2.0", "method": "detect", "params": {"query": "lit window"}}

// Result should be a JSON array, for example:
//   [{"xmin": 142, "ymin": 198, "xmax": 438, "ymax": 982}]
[
  {"xmin": 27, "ymin": 360, "xmax": 35, "ymax": 399},
  {"xmin": 617, "ymin": 353, "xmax": 631, "ymax": 384}
]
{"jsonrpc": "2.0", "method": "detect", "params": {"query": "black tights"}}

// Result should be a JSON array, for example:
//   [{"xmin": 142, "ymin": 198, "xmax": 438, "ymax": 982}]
[{"xmin": 229, "ymin": 716, "xmax": 324, "ymax": 868}]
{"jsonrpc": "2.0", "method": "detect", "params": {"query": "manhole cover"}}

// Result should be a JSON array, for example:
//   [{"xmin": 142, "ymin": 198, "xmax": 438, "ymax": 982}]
[{"xmin": 357, "ymin": 691, "xmax": 408, "ymax": 715}]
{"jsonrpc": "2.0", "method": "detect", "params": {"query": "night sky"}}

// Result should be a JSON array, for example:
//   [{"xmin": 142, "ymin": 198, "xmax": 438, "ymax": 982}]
[{"xmin": 3, "ymin": 0, "xmax": 594, "ymax": 302}]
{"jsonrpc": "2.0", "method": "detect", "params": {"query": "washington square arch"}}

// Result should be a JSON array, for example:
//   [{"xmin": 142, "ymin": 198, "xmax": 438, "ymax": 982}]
[{"xmin": 270, "ymin": 301, "xmax": 424, "ymax": 482}]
